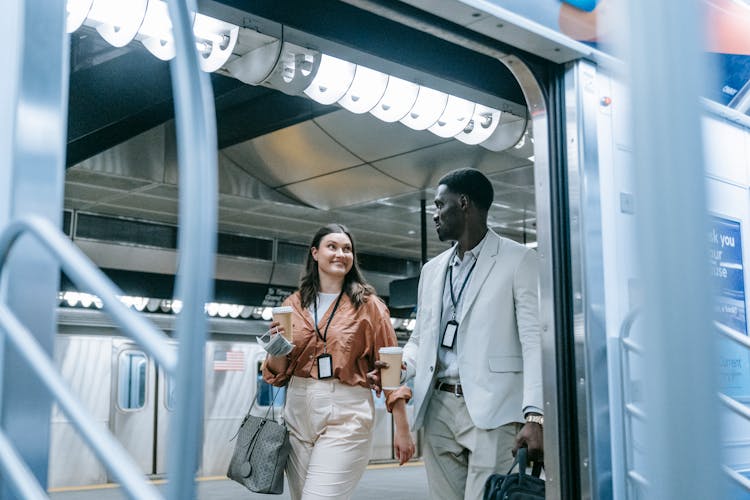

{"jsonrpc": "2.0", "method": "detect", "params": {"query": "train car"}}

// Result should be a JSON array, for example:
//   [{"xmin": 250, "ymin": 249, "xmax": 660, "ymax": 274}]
[
  {"xmin": 47, "ymin": 308, "xmax": 416, "ymax": 488},
  {"xmin": 2, "ymin": 1, "xmax": 750, "ymax": 500}
]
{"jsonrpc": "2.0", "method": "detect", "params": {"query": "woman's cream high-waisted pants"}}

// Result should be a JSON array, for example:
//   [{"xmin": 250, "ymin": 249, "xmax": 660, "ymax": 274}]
[{"xmin": 284, "ymin": 376, "xmax": 375, "ymax": 500}]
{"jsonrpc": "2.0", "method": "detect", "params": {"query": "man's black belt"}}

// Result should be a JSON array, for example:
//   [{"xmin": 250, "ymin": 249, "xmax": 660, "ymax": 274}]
[{"xmin": 435, "ymin": 380, "xmax": 463, "ymax": 396}]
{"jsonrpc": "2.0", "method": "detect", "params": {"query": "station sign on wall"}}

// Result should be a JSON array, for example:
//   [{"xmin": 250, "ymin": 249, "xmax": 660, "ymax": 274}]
[{"xmin": 711, "ymin": 216, "xmax": 750, "ymax": 399}]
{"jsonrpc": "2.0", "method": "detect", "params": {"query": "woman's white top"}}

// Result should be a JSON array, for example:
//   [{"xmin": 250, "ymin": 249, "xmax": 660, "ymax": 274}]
[{"xmin": 309, "ymin": 292, "xmax": 340, "ymax": 324}]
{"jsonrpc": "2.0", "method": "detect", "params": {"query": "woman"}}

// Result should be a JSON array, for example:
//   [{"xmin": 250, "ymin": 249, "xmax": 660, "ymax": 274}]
[{"xmin": 263, "ymin": 223, "xmax": 415, "ymax": 500}]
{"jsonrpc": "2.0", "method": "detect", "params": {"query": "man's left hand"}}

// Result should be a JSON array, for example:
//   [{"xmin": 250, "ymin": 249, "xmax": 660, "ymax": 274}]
[{"xmin": 513, "ymin": 421, "xmax": 544, "ymax": 462}]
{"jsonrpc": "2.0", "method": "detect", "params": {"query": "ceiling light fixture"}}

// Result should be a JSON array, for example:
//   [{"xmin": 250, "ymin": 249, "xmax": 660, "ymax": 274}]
[
  {"xmin": 85, "ymin": 0, "xmax": 148, "ymax": 48},
  {"xmin": 455, "ymin": 104, "xmax": 501, "ymax": 145},
  {"xmin": 66, "ymin": 0, "xmax": 93, "ymax": 33},
  {"xmin": 338, "ymin": 65, "xmax": 389, "ymax": 114},
  {"xmin": 66, "ymin": 0, "xmax": 239, "ymax": 73},
  {"xmin": 369, "ymin": 76, "xmax": 420, "ymax": 122},
  {"xmin": 219, "ymin": 27, "xmax": 528, "ymax": 150},
  {"xmin": 400, "ymin": 87, "xmax": 448, "ymax": 130},
  {"xmin": 428, "ymin": 95, "xmax": 475, "ymax": 138},
  {"xmin": 304, "ymin": 54, "xmax": 357, "ymax": 105}
]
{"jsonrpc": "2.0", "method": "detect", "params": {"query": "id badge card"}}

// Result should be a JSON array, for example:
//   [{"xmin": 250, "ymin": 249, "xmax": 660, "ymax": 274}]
[
  {"xmin": 317, "ymin": 353, "xmax": 333, "ymax": 379},
  {"xmin": 441, "ymin": 320, "xmax": 458, "ymax": 349}
]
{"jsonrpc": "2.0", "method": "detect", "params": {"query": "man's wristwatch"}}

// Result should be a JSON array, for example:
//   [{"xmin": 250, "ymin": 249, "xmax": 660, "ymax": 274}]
[{"xmin": 525, "ymin": 414, "xmax": 544, "ymax": 427}]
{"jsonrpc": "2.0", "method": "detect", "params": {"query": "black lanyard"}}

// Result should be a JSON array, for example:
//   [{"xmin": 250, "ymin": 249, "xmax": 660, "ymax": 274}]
[
  {"xmin": 447, "ymin": 253, "xmax": 478, "ymax": 319},
  {"xmin": 313, "ymin": 291, "xmax": 344, "ymax": 346}
]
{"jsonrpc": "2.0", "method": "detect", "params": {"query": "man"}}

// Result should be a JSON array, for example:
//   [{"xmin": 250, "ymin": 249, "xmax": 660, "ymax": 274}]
[{"xmin": 373, "ymin": 168, "xmax": 543, "ymax": 500}]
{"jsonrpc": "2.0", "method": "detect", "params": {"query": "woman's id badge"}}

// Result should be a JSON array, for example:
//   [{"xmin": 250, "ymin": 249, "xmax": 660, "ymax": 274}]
[
  {"xmin": 441, "ymin": 320, "xmax": 458, "ymax": 349},
  {"xmin": 317, "ymin": 353, "xmax": 333, "ymax": 379}
]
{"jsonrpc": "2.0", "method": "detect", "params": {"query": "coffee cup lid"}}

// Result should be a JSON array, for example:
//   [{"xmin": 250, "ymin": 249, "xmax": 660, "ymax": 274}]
[
  {"xmin": 272, "ymin": 306, "xmax": 293, "ymax": 314},
  {"xmin": 379, "ymin": 346, "xmax": 403, "ymax": 354}
]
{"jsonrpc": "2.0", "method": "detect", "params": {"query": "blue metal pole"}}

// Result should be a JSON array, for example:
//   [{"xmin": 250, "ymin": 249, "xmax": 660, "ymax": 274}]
[
  {"xmin": 164, "ymin": 0, "xmax": 218, "ymax": 498},
  {"xmin": 627, "ymin": 1, "xmax": 723, "ymax": 498}
]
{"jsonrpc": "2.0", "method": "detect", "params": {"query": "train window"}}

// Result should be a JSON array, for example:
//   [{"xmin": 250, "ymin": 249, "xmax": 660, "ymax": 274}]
[
  {"xmin": 256, "ymin": 362, "xmax": 285, "ymax": 407},
  {"xmin": 117, "ymin": 351, "xmax": 147, "ymax": 410}
]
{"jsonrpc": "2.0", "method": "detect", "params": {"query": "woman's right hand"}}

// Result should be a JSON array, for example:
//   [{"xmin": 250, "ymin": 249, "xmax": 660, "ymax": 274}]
[{"xmin": 268, "ymin": 320, "xmax": 285, "ymax": 337}]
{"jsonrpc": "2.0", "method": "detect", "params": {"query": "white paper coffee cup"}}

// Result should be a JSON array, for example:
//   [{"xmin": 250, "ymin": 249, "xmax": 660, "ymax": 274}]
[
  {"xmin": 378, "ymin": 346, "xmax": 403, "ymax": 390},
  {"xmin": 272, "ymin": 306, "xmax": 294, "ymax": 342}
]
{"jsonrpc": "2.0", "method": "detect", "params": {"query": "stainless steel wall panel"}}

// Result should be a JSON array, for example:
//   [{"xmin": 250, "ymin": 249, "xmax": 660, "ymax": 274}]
[
  {"xmin": 76, "ymin": 205, "xmax": 178, "ymax": 227},
  {"xmin": 270, "ymin": 263, "xmax": 305, "ymax": 289},
  {"xmin": 214, "ymin": 257, "xmax": 275, "ymax": 285},
  {"xmin": 217, "ymin": 154, "xmax": 297, "ymax": 203},
  {"xmin": 75, "ymin": 126, "xmax": 167, "ymax": 183},
  {"xmin": 222, "ymin": 121, "xmax": 363, "ymax": 187},
  {"xmin": 371, "ymin": 141, "xmax": 530, "ymax": 190},
  {"xmin": 280, "ymin": 165, "xmax": 414, "ymax": 210},
  {"xmin": 47, "ymin": 425, "xmax": 108, "ymax": 488},
  {"xmin": 47, "ymin": 336, "xmax": 112, "ymax": 488},
  {"xmin": 51, "ymin": 337, "xmax": 112, "ymax": 422},
  {"xmin": 313, "ymin": 111, "xmax": 446, "ymax": 163},
  {"xmin": 201, "ymin": 343, "xmax": 265, "ymax": 476},
  {"xmin": 75, "ymin": 239, "xmax": 286, "ymax": 287},
  {"xmin": 564, "ymin": 60, "xmax": 611, "ymax": 500},
  {"xmin": 64, "ymin": 184, "xmax": 133, "ymax": 207},
  {"xmin": 204, "ymin": 343, "xmax": 262, "ymax": 419},
  {"xmin": 66, "ymin": 169, "xmax": 157, "ymax": 191},
  {"xmin": 75, "ymin": 240, "xmax": 179, "ymax": 276},
  {"xmin": 103, "ymin": 193, "xmax": 179, "ymax": 216}
]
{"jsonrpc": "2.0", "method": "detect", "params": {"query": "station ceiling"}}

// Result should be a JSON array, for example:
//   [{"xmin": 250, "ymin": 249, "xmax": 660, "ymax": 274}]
[{"xmin": 64, "ymin": 0, "xmax": 538, "ymax": 261}]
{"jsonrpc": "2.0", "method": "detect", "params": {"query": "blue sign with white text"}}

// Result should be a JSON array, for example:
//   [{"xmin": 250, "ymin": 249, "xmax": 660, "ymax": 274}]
[{"xmin": 711, "ymin": 216, "xmax": 750, "ymax": 399}]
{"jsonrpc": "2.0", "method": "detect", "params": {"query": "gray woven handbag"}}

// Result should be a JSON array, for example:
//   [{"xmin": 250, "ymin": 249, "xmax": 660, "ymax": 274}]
[{"xmin": 227, "ymin": 390, "xmax": 290, "ymax": 494}]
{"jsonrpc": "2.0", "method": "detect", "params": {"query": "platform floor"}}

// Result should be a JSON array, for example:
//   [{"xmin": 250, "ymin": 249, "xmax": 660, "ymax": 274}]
[{"xmin": 48, "ymin": 462, "xmax": 430, "ymax": 500}]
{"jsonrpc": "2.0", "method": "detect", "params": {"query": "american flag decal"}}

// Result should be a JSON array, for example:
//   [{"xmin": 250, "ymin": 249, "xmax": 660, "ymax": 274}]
[{"xmin": 213, "ymin": 350, "xmax": 245, "ymax": 371}]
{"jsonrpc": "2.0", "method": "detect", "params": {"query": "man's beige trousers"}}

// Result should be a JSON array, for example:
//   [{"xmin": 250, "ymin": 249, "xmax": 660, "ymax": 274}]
[{"xmin": 423, "ymin": 390, "xmax": 521, "ymax": 500}]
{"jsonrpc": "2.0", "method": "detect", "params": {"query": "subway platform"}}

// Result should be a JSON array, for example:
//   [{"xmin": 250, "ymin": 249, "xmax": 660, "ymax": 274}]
[{"xmin": 48, "ymin": 462, "xmax": 429, "ymax": 500}]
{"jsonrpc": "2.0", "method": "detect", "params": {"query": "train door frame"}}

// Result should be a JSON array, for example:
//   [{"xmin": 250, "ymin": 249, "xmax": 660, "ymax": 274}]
[
  {"xmin": 193, "ymin": 2, "xmax": 584, "ymax": 496},
  {"xmin": 109, "ymin": 339, "xmax": 158, "ymax": 478}
]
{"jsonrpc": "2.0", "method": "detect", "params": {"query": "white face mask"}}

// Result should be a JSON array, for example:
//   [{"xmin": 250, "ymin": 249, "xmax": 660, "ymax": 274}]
[{"xmin": 257, "ymin": 329, "xmax": 294, "ymax": 357}]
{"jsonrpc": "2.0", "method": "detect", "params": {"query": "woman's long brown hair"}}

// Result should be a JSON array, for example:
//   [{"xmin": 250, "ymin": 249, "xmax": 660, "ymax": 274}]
[{"xmin": 299, "ymin": 224, "xmax": 375, "ymax": 309}]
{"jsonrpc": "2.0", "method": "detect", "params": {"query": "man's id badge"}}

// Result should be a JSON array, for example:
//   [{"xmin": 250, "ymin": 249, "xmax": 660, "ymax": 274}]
[
  {"xmin": 317, "ymin": 353, "xmax": 333, "ymax": 379},
  {"xmin": 441, "ymin": 320, "xmax": 458, "ymax": 349}
]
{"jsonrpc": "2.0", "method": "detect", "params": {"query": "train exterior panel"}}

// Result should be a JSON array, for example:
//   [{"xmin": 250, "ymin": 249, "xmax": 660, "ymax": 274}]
[{"xmin": 47, "ymin": 311, "xmax": 415, "ymax": 488}]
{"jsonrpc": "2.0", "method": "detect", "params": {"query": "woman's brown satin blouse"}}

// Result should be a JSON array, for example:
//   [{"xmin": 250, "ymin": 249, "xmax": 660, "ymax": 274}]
[{"xmin": 262, "ymin": 291, "xmax": 411, "ymax": 411}]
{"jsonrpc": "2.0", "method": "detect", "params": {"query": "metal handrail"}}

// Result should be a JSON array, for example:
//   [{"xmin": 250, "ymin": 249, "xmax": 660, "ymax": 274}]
[
  {"xmin": 0, "ymin": 217, "xmax": 176, "ymax": 373},
  {"xmin": 627, "ymin": 470, "xmax": 649, "ymax": 488},
  {"xmin": 618, "ymin": 308, "xmax": 644, "ymax": 496},
  {"xmin": 716, "ymin": 321, "xmax": 750, "ymax": 350},
  {"xmin": 0, "ymin": 0, "xmax": 216, "ymax": 495},
  {"xmin": 723, "ymin": 465, "xmax": 750, "ymax": 493},
  {"xmin": 622, "ymin": 337, "xmax": 644, "ymax": 355},
  {"xmin": 719, "ymin": 392, "xmax": 750, "ymax": 420},
  {"xmin": 0, "ymin": 305, "xmax": 161, "ymax": 499},
  {"xmin": 624, "ymin": 403, "xmax": 646, "ymax": 421}
]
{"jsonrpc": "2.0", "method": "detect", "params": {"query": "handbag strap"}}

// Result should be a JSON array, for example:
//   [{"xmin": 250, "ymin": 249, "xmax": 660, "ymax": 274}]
[
  {"xmin": 244, "ymin": 382, "xmax": 287, "ymax": 419},
  {"xmin": 510, "ymin": 447, "xmax": 544, "ymax": 480},
  {"xmin": 231, "ymin": 383, "xmax": 287, "ymax": 441}
]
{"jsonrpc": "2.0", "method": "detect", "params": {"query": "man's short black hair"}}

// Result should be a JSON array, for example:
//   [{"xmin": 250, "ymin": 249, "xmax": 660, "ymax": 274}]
[{"xmin": 437, "ymin": 168, "xmax": 494, "ymax": 211}]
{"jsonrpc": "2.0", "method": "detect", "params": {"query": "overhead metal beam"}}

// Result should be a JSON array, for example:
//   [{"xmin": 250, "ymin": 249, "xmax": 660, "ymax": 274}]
[{"xmin": 199, "ymin": 0, "xmax": 530, "ymax": 113}]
